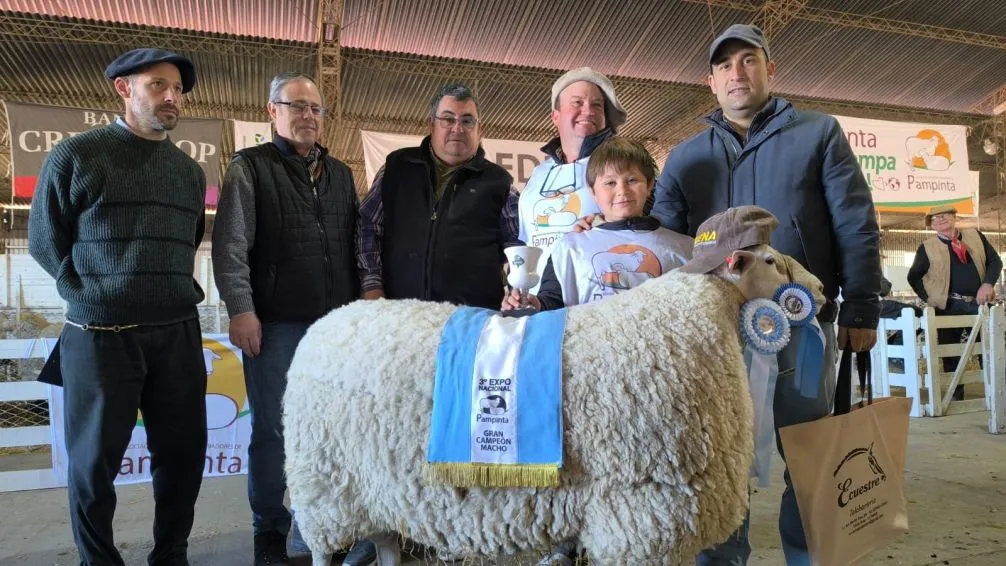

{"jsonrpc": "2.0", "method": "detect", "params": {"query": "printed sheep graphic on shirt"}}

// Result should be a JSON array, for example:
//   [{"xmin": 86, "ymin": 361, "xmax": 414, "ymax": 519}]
[{"xmin": 591, "ymin": 246, "xmax": 662, "ymax": 291}]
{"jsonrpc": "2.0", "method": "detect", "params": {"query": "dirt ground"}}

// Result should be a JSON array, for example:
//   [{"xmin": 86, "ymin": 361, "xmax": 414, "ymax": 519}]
[{"xmin": 2, "ymin": 410, "xmax": 1005, "ymax": 565}]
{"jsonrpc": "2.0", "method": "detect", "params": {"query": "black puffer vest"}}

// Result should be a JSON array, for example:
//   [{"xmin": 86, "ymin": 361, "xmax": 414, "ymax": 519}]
[
  {"xmin": 237, "ymin": 138, "xmax": 359, "ymax": 323},
  {"xmin": 381, "ymin": 137, "xmax": 511, "ymax": 309}
]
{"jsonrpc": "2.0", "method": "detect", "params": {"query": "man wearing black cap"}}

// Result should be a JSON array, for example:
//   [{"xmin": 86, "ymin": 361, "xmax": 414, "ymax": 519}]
[
  {"xmin": 28, "ymin": 48, "xmax": 208, "ymax": 566},
  {"xmin": 651, "ymin": 24, "xmax": 882, "ymax": 566}
]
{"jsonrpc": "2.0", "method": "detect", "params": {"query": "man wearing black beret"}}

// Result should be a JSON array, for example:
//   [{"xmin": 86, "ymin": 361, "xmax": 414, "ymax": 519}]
[{"xmin": 28, "ymin": 47, "xmax": 208, "ymax": 566}]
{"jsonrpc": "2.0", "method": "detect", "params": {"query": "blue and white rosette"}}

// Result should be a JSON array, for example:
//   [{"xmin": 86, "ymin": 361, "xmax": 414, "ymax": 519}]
[
  {"xmin": 740, "ymin": 298, "xmax": 791, "ymax": 355},
  {"xmin": 740, "ymin": 299, "xmax": 790, "ymax": 487},
  {"xmin": 774, "ymin": 283, "xmax": 817, "ymax": 327},
  {"xmin": 774, "ymin": 283, "xmax": 827, "ymax": 400}
]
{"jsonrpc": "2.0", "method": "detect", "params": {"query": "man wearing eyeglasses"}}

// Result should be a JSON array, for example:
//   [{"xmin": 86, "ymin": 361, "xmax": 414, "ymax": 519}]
[
  {"xmin": 348, "ymin": 81, "xmax": 521, "ymax": 566},
  {"xmin": 907, "ymin": 205, "xmax": 1001, "ymax": 400},
  {"xmin": 213, "ymin": 72, "xmax": 360, "ymax": 566},
  {"xmin": 356, "ymin": 82, "xmax": 521, "ymax": 311}
]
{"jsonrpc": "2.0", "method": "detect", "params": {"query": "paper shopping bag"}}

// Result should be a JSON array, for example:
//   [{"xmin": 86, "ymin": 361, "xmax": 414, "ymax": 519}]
[{"xmin": 778, "ymin": 349, "xmax": 911, "ymax": 566}]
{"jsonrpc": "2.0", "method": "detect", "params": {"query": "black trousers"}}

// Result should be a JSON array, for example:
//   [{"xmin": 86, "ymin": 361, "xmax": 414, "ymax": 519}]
[{"xmin": 60, "ymin": 318, "xmax": 207, "ymax": 566}]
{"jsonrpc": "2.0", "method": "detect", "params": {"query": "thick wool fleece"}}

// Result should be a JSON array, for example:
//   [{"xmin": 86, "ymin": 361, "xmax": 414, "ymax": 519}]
[{"xmin": 283, "ymin": 271, "xmax": 753, "ymax": 566}]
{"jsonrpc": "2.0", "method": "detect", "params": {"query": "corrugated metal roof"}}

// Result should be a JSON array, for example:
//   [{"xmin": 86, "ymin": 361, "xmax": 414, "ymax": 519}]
[
  {"xmin": 808, "ymin": 0, "xmax": 1006, "ymax": 37},
  {"xmin": 0, "ymin": 40, "xmax": 308, "ymax": 116},
  {"xmin": 338, "ymin": 0, "xmax": 753, "ymax": 84},
  {"xmin": 1, "ymin": 0, "xmax": 1002, "ymax": 115},
  {"xmin": 0, "ymin": 0, "xmax": 319, "ymax": 41},
  {"xmin": 0, "ymin": 0, "xmax": 1002, "ymax": 208},
  {"xmin": 336, "ymin": 0, "xmax": 1005, "ymax": 114},
  {"xmin": 770, "ymin": 20, "xmax": 1006, "ymax": 112}
]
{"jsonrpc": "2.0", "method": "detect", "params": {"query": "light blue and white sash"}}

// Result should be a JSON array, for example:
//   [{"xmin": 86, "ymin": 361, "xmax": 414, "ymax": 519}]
[
  {"xmin": 747, "ymin": 317, "xmax": 826, "ymax": 486},
  {"xmin": 426, "ymin": 307, "xmax": 567, "ymax": 487}
]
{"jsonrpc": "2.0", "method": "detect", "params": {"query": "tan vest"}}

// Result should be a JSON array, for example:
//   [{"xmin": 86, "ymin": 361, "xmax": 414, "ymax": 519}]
[{"xmin": 921, "ymin": 228, "xmax": 986, "ymax": 310}]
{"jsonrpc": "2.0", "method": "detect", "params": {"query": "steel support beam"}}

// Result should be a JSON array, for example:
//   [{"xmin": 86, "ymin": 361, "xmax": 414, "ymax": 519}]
[
  {"xmin": 0, "ymin": 89, "xmax": 265, "ymax": 120},
  {"xmin": 316, "ymin": 0, "xmax": 345, "ymax": 149},
  {"xmin": 0, "ymin": 11, "xmax": 315, "ymax": 59},
  {"xmin": 972, "ymin": 84, "xmax": 1006, "ymax": 116},
  {"xmin": 343, "ymin": 48, "xmax": 987, "ymax": 130},
  {"xmin": 682, "ymin": 0, "xmax": 1006, "ymax": 50},
  {"xmin": 758, "ymin": 0, "xmax": 808, "ymax": 41},
  {"xmin": 997, "ymin": 114, "xmax": 1006, "ymax": 196},
  {"xmin": 342, "ymin": 49, "xmax": 697, "ymax": 102}
]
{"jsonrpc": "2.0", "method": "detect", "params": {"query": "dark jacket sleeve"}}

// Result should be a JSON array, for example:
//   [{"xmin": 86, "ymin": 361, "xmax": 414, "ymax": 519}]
[
  {"xmin": 820, "ymin": 117, "xmax": 882, "ymax": 329},
  {"xmin": 650, "ymin": 152, "xmax": 689, "ymax": 234},
  {"xmin": 978, "ymin": 231, "xmax": 1002, "ymax": 286},
  {"xmin": 535, "ymin": 258, "xmax": 565, "ymax": 311},
  {"xmin": 906, "ymin": 244, "xmax": 929, "ymax": 302}
]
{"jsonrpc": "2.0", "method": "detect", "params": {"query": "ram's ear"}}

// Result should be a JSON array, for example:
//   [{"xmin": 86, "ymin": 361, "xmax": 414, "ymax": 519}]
[
  {"xmin": 784, "ymin": 255, "xmax": 827, "ymax": 306},
  {"xmin": 726, "ymin": 250, "xmax": 757, "ymax": 278}
]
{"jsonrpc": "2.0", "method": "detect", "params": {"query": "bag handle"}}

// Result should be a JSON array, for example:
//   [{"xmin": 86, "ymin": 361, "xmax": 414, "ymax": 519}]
[
  {"xmin": 857, "ymin": 348, "xmax": 872, "ymax": 407},
  {"xmin": 834, "ymin": 348, "xmax": 873, "ymax": 416}
]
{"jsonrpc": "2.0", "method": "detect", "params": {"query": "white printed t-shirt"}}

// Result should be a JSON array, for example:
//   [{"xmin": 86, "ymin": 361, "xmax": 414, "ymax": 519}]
[
  {"xmin": 517, "ymin": 154, "xmax": 601, "ymax": 294},
  {"xmin": 545, "ymin": 219, "xmax": 693, "ymax": 306}
]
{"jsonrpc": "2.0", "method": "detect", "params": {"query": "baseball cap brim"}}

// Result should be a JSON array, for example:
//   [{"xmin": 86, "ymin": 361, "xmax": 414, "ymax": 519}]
[
  {"xmin": 709, "ymin": 36, "xmax": 761, "ymax": 64},
  {"xmin": 679, "ymin": 253, "xmax": 728, "ymax": 275},
  {"xmin": 708, "ymin": 25, "xmax": 771, "ymax": 65}
]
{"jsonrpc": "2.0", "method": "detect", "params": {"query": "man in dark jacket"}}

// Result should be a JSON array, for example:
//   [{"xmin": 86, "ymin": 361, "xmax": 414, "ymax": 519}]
[
  {"xmin": 651, "ymin": 24, "xmax": 882, "ymax": 566},
  {"xmin": 349, "ymin": 83, "xmax": 522, "ymax": 565},
  {"xmin": 212, "ymin": 72, "xmax": 359, "ymax": 565},
  {"xmin": 356, "ymin": 83, "xmax": 522, "ymax": 308}
]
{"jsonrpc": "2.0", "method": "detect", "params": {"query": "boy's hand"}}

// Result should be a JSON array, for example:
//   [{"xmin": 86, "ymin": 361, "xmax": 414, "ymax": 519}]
[
  {"xmin": 573, "ymin": 214, "xmax": 602, "ymax": 233},
  {"xmin": 501, "ymin": 288, "xmax": 541, "ymax": 311}
]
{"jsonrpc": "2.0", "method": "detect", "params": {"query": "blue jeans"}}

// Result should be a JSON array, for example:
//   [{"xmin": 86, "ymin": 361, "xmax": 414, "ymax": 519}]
[
  {"xmin": 244, "ymin": 321, "xmax": 310, "ymax": 536},
  {"xmin": 697, "ymin": 323, "xmax": 838, "ymax": 566}
]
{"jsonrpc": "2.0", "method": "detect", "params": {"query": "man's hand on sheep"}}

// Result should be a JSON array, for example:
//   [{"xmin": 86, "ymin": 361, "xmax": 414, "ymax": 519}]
[
  {"xmin": 838, "ymin": 327, "xmax": 877, "ymax": 352},
  {"xmin": 229, "ymin": 311, "xmax": 262, "ymax": 357},
  {"xmin": 501, "ymin": 288, "xmax": 541, "ymax": 311}
]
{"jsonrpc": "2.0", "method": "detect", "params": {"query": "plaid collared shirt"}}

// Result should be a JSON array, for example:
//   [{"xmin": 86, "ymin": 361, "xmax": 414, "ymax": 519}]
[{"xmin": 356, "ymin": 167, "xmax": 522, "ymax": 293}]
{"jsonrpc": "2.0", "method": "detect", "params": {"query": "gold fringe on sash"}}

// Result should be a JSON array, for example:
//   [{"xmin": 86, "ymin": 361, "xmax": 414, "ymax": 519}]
[{"xmin": 423, "ymin": 462, "xmax": 560, "ymax": 488}]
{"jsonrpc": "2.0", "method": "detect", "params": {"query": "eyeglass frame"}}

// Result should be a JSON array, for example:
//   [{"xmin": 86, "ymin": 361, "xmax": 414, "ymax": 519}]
[
  {"xmin": 433, "ymin": 114, "xmax": 479, "ymax": 130},
  {"xmin": 273, "ymin": 100, "xmax": 327, "ymax": 117}
]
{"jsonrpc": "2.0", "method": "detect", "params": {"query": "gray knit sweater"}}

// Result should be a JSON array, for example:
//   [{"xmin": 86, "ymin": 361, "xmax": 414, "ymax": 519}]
[{"xmin": 28, "ymin": 123, "xmax": 207, "ymax": 325}]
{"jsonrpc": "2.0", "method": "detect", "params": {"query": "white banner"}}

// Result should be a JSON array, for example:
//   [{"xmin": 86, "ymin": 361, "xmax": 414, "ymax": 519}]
[
  {"xmin": 833, "ymin": 115, "xmax": 975, "ymax": 215},
  {"xmin": 360, "ymin": 130, "xmax": 547, "ymax": 191},
  {"xmin": 233, "ymin": 120, "xmax": 272, "ymax": 152},
  {"xmin": 49, "ymin": 335, "xmax": 251, "ymax": 485}
]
